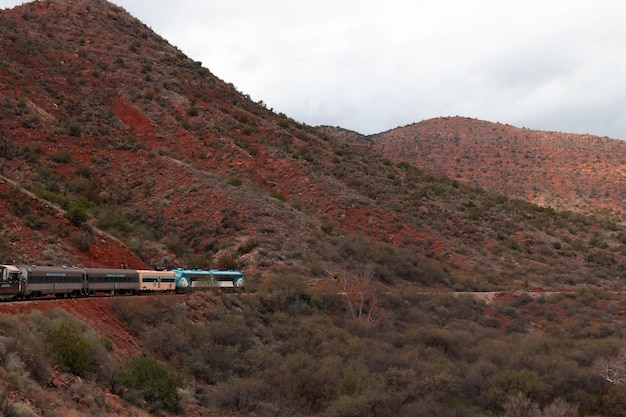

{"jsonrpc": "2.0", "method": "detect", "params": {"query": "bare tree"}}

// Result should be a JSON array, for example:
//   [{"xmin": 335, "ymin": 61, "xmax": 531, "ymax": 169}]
[
  {"xmin": 503, "ymin": 392, "xmax": 541, "ymax": 417},
  {"xmin": 595, "ymin": 356, "xmax": 626, "ymax": 384},
  {"xmin": 503, "ymin": 392, "xmax": 578, "ymax": 417},
  {"xmin": 331, "ymin": 264, "xmax": 380, "ymax": 323},
  {"xmin": 542, "ymin": 398, "xmax": 578, "ymax": 417}
]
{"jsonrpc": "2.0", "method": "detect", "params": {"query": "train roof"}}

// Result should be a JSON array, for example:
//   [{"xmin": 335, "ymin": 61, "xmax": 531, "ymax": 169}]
[
  {"xmin": 171, "ymin": 268, "xmax": 243, "ymax": 275},
  {"xmin": 84, "ymin": 268, "xmax": 139, "ymax": 277},
  {"xmin": 19, "ymin": 265, "xmax": 86, "ymax": 276},
  {"xmin": 0, "ymin": 265, "xmax": 19, "ymax": 273},
  {"xmin": 136, "ymin": 270, "xmax": 176, "ymax": 275}
]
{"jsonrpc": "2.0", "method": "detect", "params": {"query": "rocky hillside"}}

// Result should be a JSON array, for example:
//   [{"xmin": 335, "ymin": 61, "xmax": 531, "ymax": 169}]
[
  {"xmin": 337, "ymin": 116, "xmax": 626, "ymax": 220},
  {"xmin": 0, "ymin": 0, "xmax": 625, "ymax": 294}
]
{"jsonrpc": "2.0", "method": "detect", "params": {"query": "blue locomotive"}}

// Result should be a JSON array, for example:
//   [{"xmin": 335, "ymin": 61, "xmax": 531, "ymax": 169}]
[{"xmin": 172, "ymin": 268, "xmax": 245, "ymax": 290}]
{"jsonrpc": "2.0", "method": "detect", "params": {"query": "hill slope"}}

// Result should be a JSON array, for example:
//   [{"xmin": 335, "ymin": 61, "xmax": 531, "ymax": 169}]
[
  {"xmin": 0, "ymin": 0, "xmax": 625, "ymax": 293},
  {"xmin": 344, "ymin": 116, "xmax": 626, "ymax": 220}
]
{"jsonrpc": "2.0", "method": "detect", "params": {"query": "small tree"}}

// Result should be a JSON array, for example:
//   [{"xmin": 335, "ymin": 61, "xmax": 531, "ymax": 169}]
[
  {"xmin": 44, "ymin": 322, "xmax": 93, "ymax": 377},
  {"xmin": 596, "ymin": 355, "xmax": 626, "ymax": 384},
  {"xmin": 332, "ymin": 264, "xmax": 380, "ymax": 323}
]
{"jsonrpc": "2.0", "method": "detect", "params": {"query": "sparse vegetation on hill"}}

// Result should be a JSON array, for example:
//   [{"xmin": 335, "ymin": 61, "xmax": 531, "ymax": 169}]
[
  {"xmin": 341, "ymin": 116, "xmax": 626, "ymax": 221},
  {"xmin": 2, "ymin": 288, "xmax": 626, "ymax": 416}
]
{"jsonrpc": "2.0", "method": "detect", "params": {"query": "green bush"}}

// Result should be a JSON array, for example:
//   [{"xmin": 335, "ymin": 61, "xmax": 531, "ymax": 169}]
[
  {"xmin": 115, "ymin": 355, "xmax": 180, "ymax": 413},
  {"xmin": 270, "ymin": 189, "xmax": 286, "ymax": 201},
  {"xmin": 51, "ymin": 148, "xmax": 71, "ymax": 163},
  {"xmin": 66, "ymin": 198, "xmax": 90, "ymax": 226},
  {"xmin": 44, "ymin": 322, "xmax": 94, "ymax": 377},
  {"xmin": 71, "ymin": 230, "xmax": 93, "ymax": 252},
  {"xmin": 68, "ymin": 121, "xmax": 82, "ymax": 137},
  {"xmin": 95, "ymin": 205, "xmax": 133, "ymax": 237}
]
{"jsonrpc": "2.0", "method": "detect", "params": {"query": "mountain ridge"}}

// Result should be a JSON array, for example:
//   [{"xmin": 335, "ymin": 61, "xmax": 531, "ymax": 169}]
[
  {"xmin": 330, "ymin": 116, "xmax": 626, "ymax": 221},
  {"xmin": 0, "ymin": 0, "xmax": 624, "ymax": 294}
]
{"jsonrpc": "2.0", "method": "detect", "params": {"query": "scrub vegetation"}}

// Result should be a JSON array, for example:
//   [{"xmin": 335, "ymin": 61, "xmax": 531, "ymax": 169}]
[{"xmin": 3, "ymin": 287, "xmax": 626, "ymax": 416}]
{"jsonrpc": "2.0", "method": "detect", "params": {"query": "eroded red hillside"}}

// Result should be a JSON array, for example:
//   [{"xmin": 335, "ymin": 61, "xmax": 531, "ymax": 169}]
[
  {"xmin": 0, "ymin": 0, "xmax": 448, "ymax": 274},
  {"xmin": 363, "ymin": 117, "xmax": 626, "ymax": 220}
]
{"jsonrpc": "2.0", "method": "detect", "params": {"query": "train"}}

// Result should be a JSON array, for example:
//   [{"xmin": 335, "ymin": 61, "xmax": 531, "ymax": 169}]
[{"xmin": 0, "ymin": 264, "xmax": 245, "ymax": 300}]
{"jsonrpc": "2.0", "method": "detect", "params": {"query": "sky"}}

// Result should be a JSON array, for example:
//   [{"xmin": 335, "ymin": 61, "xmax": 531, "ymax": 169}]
[{"xmin": 2, "ymin": 1, "xmax": 626, "ymax": 139}]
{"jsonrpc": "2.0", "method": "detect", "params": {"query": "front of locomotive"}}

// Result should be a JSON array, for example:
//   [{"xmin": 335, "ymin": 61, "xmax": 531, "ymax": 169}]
[
  {"xmin": 0, "ymin": 264, "xmax": 24, "ymax": 300},
  {"xmin": 172, "ymin": 268, "xmax": 191, "ymax": 292}
]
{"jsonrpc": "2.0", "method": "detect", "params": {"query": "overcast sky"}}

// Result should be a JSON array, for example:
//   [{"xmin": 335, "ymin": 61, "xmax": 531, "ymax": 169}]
[{"xmin": 3, "ymin": 1, "xmax": 626, "ymax": 138}]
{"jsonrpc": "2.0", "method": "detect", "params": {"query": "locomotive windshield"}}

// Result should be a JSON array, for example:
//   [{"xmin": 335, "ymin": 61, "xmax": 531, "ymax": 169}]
[{"xmin": 0, "ymin": 265, "xmax": 20, "ymax": 281}]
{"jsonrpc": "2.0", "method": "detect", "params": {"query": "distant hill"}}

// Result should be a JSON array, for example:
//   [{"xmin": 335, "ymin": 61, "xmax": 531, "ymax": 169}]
[{"xmin": 335, "ymin": 116, "xmax": 626, "ymax": 220}]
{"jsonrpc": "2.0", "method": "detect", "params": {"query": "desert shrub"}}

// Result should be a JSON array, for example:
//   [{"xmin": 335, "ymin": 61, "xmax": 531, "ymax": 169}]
[
  {"xmin": 211, "ymin": 377, "xmax": 271, "ymax": 414},
  {"xmin": 215, "ymin": 251, "xmax": 238, "ymax": 270},
  {"xmin": 270, "ymin": 189, "xmax": 286, "ymax": 201},
  {"xmin": 585, "ymin": 249, "xmax": 615, "ymax": 266},
  {"xmin": 259, "ymin": 271, "xmax": 313, "ymax": 313},
  {"xmin": 44, "ymin": 322, "xmax": 92, "ymax": 376},
  {"xmin": 219, "ymin": 209, "xmax": 243, "ymax": 232},
  {"xmin": 94, "ymin": 205, "xmax": 133, "ymax": 237},
  {"xmin": 71, "ymin": 230, "xmax": 93, "ymax": 252},
  {"xmin": 114, "ymin": 355, "xmax": 180, "ymax": 413},
  {"xmin": 51, "ymin": 148, "xmax": 71, "ymax": 163},
  {"xmin": 0, "ymin": 314, "xmax": 50, "ymax": 384},
  {"xmin": 3, "ymin": 310, "xmax": 110, "ymax": 381},
  {"xmin": 75, "ymin": 165, "xmax": 92, "ymax": 178},
  {"xmin": 68, "ymin": 121, "xmax": 82, "ymax": 137},
  {"xmin": 129, "ymin": 40, "xmax": 141, "ymax": 52},
  {"xmin": 187, "ymin": 105, "xmax": 199, "ymax": 117},
  {"xmin": 66, "ymin": 198, "xmax": 90, "ymax": 226},
  {"xmin": 97, "ymin": 284, "xmax": 626, "ymax": 416},
  {"xmin": 480, "ymin": 369, "xmax": 549, "ymax": 412},
  {"xmin": 21, "ymin": 114, "xmax": 40, "ymax": 129},
  {"xmin": 42, "ymin": 313, "xmax": 112, "ymax": 379},
  {"xmin": 111, "ymin": 135, "xmax": 138, "ymax": 150},
  {"xmin": 503, "ymin": 392, "xmax": 578, "ymax": 417},
  {"xmin": 320, "ymin": 221, "xmax": 334, "ymax": 234},
  {"xmin": 2, "ymin": 401, "xmax": 38, "ymax": 417},
  {"xmin": 325, "ymin": 235, "xmax": 450, "ymax": 286},
  {"xmin": 237, "ymin": 238, "xmax": 259, "ymax": 255},
  {"xmin": 67, "ymin": 177, "xmax": 90, "ymax": 194},
  {"xmin": 24, "ymin": 214, "xmax": 43, "ymax": 230},
  {"xmin": 0, "ymin": 137, "xmax": 14, "ymax": 159},
  {"xmin": 33, "ymin": 189, "xmax": 69, "ymax": 210}
]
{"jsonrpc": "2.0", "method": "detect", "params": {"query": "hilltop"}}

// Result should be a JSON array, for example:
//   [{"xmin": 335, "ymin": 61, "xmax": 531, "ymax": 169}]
[{"xmin": 333, "ymin": 116, "xmax": 626, "ymax": 220}]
